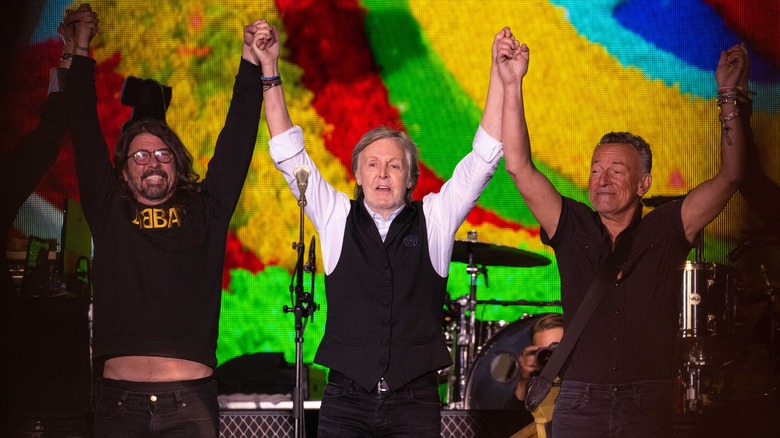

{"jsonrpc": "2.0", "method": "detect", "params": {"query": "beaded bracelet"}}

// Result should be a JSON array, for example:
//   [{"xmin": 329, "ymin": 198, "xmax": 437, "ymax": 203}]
[
  {"xmin": 262, "ymin": 78, "xmax": 283, "ymax": 91},
  {"xmin": 718, "ymin": 86, "xmax": 755, "ymax": 95},
  {"xmin": 716, "ymin": 88, "xmax": 740, "ymax": 105},
  {"xmin": 717, "ymin": 95, "xmax": 738, "ymax": 107},
  {"xmin": 61, "ymin": 53, "xmax": 74, "ymax": 61}
]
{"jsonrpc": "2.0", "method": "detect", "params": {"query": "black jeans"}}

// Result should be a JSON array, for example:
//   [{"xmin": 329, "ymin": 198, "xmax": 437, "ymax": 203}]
[
  {"xmin": 552, "ymin": 380, "xmax": 674, "ymax": 438},
  {"xmin": 92, "ymin": 377, "xmax": 219, "ymax": 437},
  {"xmin": 318, "ymin": 371, "xmax": 441, "ymax": 437}
]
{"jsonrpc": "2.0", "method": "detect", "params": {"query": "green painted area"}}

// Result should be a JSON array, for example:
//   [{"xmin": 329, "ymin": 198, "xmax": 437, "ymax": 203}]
[{"xmin": 360, "ymin": 0, "xmax": 589, "ymax": 228}]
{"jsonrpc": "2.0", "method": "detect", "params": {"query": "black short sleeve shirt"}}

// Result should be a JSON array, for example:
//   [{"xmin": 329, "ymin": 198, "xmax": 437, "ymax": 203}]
[{"xmin": 542, "ymin": 197, "xmax": 692, "ymax": 383}]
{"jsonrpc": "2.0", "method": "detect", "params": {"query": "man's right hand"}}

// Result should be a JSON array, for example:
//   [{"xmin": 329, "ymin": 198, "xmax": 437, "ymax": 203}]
[
  {"xmin": 64, "ymin": 3, "xmax": 99, "ymax": 54},
  {"xmin": 243, "ymin": 19, "xmax": 279, "ymax": 71}
]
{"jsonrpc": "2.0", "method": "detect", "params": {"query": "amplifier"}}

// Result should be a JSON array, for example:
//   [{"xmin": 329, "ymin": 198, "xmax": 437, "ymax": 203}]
[{"xmin": 220, "ymin": 409, "xmax": 531, "ymax": 437}]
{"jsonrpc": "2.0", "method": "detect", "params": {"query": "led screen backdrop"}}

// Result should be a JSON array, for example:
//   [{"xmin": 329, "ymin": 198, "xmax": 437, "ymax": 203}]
[{"xmin": 3, "ymin": 0, "xmax": 778, "ymax": 368}]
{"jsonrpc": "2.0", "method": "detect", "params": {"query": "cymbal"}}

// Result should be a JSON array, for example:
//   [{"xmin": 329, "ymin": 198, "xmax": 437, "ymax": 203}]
[
  {"xmin": 475, "ymin": 299, "xmax": 561, "ymax": 307},
  {"xmin": 451, "ymin": 239, "xmax": 551, "ymax": 267},
  {"xmin": 739, "ymin": 227, "xmax": 780, "ymax": 240}
]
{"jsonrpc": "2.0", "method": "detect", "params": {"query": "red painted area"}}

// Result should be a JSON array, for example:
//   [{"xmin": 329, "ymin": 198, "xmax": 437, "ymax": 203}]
[
  {"xmin": 275, "ymin": 0, "xmax": 523, "ymax": 231},
  {"xmin": 704, "ymin": 0, "xmax": 780, "ymax": 68},
  {"xmin": 1, "ymin": 40, "xmax": 130, "ymax": 210}
]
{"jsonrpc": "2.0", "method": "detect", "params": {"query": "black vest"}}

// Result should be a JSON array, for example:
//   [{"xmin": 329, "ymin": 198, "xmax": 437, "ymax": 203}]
[{"xmin": 315, "ymin": 201, "xmax": 452, "ymax": 391}]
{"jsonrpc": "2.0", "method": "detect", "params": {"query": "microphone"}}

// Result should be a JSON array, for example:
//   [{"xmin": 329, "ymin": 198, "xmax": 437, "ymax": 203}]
[
  {"xmin": 306, "ymin": 235, "xmax": 317, "ymax": 273},
  {"xmin": 293, "ymin": 164, "xmax": 310, "ymax": 206}
]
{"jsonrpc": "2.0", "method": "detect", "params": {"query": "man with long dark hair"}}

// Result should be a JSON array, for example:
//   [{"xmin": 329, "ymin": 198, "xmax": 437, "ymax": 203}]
[{"xmin": 63, "ymin": 4, "xmax": 278, "ymax": 436}]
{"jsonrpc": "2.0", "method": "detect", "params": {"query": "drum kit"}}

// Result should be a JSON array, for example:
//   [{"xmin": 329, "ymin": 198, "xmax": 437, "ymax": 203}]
[
  {"xmin": 676, "ymin": 240, "xmax": 739, "ymax": 413},
  {"xmin": 442, "ymin": 231, "xmax": 555, "ymax": 409},
  {"xmin": 676, "ymin": 233, "xmax": 780, "ymax": 413},
  {"xmin": 652, "ymin": 195, "xmax": 780, "ymax": 414}
]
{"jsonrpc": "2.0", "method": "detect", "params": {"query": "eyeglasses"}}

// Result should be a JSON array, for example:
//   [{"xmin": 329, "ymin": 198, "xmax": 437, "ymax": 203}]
[{"xmin": 127, "ymin": 148, "xmax": 174, "ymax": 165}]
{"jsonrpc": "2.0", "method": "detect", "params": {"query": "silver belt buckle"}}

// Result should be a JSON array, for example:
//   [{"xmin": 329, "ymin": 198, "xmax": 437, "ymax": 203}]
[{"xmin": 377, "ymin": 378, "xmax": 390, "ymax": 394}]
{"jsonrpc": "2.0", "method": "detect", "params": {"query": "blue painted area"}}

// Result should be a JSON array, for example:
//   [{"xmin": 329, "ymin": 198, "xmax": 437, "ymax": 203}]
[
  {"xmin": 613, "ymin": 0, "xmax": 777, "ymax": 83},
  {"xmin": 614, "ymin": 0, "xmax": 735, "ymax": 72},
  {"xmin": 31, "ymin": 0, "xmax": 73, "ymax": 44},
  {"xmin": 550, "ymin": 0, "xmax": 779, "ymax": 112}
]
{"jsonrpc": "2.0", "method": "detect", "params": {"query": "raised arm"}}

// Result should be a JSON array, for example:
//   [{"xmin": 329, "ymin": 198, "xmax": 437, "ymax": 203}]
[
  {"xmin": 201, "ymin": 19, "xmax": 271, "ymax": 215},
  {"xmin": 681, "ymin": 44, "xmax": 748, "ymax": 242},
  {"xmin": 63, "ymin": 3, "xmax": 115, "ymax": 219},
  {"xmin": 425, "ymin": 28, "xmax": 511, "ymax": 233},
  {"xmin": 245, "ymin": 20, "xmax": 291, "ymax": 137},
  {"xmin": 0, "ymin": 27, "xmax": 74, "ymax": 238},
  {"xmin": 479, "ymin": 27, "xmax": 512, "ymax": 141},
  {"xmin": 498, "ymin": 32, "xmax": 562, "ymax": 238}
]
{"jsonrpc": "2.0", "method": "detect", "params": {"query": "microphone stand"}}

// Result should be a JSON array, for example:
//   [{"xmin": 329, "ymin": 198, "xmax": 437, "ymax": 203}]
[{"xmin": 284, "ymin": 192, "xmax": 318, "ymax": 438}]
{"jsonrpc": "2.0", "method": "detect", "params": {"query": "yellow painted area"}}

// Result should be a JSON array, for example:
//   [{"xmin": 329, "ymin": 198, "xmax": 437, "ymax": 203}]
[
  {"xmin": 410, "ymin": 0, "xmax": 778, "ymax": 240},
  {"xmin": 78, "ymin": 0, "xmax": 779, "ymax": 257}
]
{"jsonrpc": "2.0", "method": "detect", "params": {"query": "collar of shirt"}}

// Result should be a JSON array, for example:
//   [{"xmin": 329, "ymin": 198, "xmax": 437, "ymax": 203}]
[
  {"xmin": 593, "ymin": 201, "xmax": 644, "ymax": 245},
  {"xmin": 364, "ymin": 202, "xmax": 406, "ymax": 241}
]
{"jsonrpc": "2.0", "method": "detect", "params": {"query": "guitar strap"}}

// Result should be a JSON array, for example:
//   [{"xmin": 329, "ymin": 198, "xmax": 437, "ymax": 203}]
[{"xmin": 525, "ymin": 229, "xmax": 635, "ymax": 412}]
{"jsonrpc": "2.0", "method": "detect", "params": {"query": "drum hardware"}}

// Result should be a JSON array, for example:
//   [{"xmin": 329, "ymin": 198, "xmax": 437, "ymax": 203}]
[
  {"xmin": 443, "ymin": 232, "xmax": 552, "ymax": 408},
  {"xmin": 727, "ymin": 234, "xmax": 780, "ymax": 395},
  {"xmin": 476, "ymin": 299, "xmax": 562, "ymax": 307},
  {"xmin": 680, "ymin": 356, "xmax": 705, "ymax": 413},
  {"xmin": 465, "ymin": 254, "xmax": 486, "ymax": 378},
  {"xmin": 676, "ymin": 228, "xmax": 743, "ymax": 413},
  {"xmin": 679, "ymin": 261, "xmax": 736, "ymax": 339},
  {"xmin": 756, "ymin": 264, "xmax": 780, "ymax": 396},
  {"xmin": 447, "ymin": 232, "xmax": 485, "ymax": 409},
  {"xmin": 678, "ymin": 339, "xmax": 738, "ymax": 414},
  {"xmin": 727, "ymin": 233, "xmax": 780, "ymax": 264}
]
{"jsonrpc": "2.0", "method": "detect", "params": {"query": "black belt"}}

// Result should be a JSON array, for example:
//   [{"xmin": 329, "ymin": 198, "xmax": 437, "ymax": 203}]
[{"xmin": 328, "ymin": 370, "xmax": 438, "ymax": 394}]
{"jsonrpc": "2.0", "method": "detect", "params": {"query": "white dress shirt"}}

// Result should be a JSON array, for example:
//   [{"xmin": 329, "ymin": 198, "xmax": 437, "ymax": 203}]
[{"xmin": 269, "ymin": 125, "xmax": 502, "ymax": 276}]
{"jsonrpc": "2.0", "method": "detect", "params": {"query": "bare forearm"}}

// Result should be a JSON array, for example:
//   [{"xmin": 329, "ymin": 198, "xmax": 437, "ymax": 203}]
[
  {"xmin": 502, "ymin": 84, "xmax": 532, "ymax": 178},
  {"xmin": 264, "ymin": 83, "xmax": 293, "ymax": 137},
  {"xmin": 681, "ymin": 92, "xmax": 749, "ymax": 241},
  {"xmin": 502, "ymin": 81, "xmax": 561, "ymax": 235},
  {"xmin": 480, "ymin": 66, "xmax": 503, "ymax": 140},
  {"xmin": 716, "ymin": 99, "xmax": 745, "ymax": 189}
]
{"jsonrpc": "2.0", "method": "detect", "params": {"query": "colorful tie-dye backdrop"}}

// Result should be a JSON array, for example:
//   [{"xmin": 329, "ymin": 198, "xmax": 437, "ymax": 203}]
[{"xmin": 2, "ymin": 0, "xmax": 778, "ymax": 368}]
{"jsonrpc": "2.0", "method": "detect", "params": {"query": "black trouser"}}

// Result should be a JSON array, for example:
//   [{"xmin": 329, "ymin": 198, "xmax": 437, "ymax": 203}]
[{"xmin": 92, "ymin": 377, "xmax": 219, "ymax": 438}]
